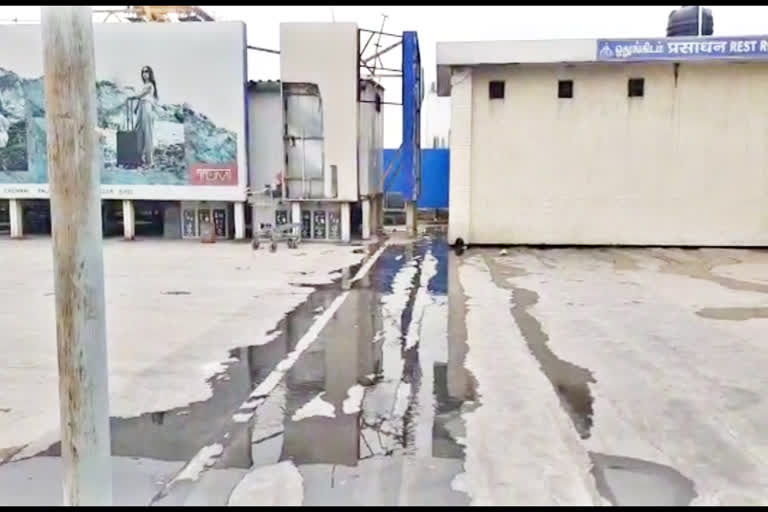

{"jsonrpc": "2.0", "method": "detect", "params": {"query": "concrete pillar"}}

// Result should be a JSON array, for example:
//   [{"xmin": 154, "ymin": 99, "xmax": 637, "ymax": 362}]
[
  {"xmin": 9, "ymin": 199, "xmax": 23, "ymax": 239},
  {"xmin": 361, "ymin": 198, "xmax": 371, "ymax": 240},
  {"xmin": 405, "ymin": 200, "xmax": 417, "ymax": 237},
  {"xmin": 341, "ymin": 202, "xmax": 351, "ymax": 243},
  {"xmin": 290, "ymin": 202, "xmax": 301, "ymax": 239},
  {"xmin": 371, "ymin": 195, "xmax": 380, "ymax": 233},
  {"xmin": 234, "ymin": 201, "xmax": 245, "ymax": 240},
  {"xmin": 122, "ymin": 199, "xmax": 135, "ymax": 240}
]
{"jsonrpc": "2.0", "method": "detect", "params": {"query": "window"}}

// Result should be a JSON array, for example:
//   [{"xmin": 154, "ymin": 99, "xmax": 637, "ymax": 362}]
[
  {"xmin": 557, "ymin": 80, "xmax": 573, "ymax": 98},
  {"xmin": 489, "ymin": 80, "xmax": 505, "ymax": 99},
  {"xmin": 385, "ymin": 192, "xmax": 405, "ymax": 210},
  {"xmin": 628, "ymin": 78, "xmax": 644, "ymax": 97}
]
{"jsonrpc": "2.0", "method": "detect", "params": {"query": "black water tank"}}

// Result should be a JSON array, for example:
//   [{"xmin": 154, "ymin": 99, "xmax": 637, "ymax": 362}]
[{"xmin": 667, "ymin": 6, "xmax": 713, "ymax": 37}]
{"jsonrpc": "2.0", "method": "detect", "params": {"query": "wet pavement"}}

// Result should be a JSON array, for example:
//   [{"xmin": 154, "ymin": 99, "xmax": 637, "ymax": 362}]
[
  {"xmin": 483, "ymin": 255, "xmax": 595, "ymax": 440},
  {"xmin": 1, "ymin": 232, "xmax": 478, "ymax": 506},
  {"xmin": 2, "ymin": 236, "xmax": 768, "ymax": 505}
]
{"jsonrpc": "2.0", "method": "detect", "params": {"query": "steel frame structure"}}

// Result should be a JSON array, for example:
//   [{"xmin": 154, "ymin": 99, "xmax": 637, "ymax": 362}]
[{"xmin": 358, "ymin": 27, "xmax": 422, "ymax": 203}]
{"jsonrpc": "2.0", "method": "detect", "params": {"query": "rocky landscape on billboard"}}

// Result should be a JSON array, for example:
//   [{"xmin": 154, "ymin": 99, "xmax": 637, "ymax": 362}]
[{"xmin": 0, "ymin": 67, "xmax": 237, "ymax": 186}]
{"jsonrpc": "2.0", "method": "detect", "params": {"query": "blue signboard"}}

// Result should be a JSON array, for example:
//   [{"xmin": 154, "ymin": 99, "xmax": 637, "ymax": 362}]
[
  {"xmin": 402, "ymin": 31, "xmax": 422, "ymax": 202},
  {"xmin": 597, "ymin": 36, "xmax": 768, "ymax": 62}
]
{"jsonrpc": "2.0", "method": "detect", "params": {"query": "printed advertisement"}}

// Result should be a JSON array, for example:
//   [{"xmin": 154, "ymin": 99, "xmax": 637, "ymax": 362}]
[{"xmin": 0, "ymin": 21, "xmax": 247, "ymax": 200}]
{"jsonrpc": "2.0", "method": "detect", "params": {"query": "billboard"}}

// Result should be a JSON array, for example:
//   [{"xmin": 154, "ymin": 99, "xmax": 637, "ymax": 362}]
[{"xmin": 0, "ymin": 21, "xmax": 247, "ymax": 200}]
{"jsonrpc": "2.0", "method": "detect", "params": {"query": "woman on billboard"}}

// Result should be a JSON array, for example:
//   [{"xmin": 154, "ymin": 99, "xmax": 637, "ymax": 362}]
[{"xmin": 128, "ymin": 65, "xmax": 158, "ymax": 168}]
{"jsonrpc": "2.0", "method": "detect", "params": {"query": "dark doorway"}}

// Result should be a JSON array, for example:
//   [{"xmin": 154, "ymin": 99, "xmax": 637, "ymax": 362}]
[
  {"xmin": 0, "ymin": 200, "xmax": 8, "ymax": 235},
  {"xmin": 102, "ymin": 200, "xmax": 124, "ymax": 238},
  {"xmin": 350, "ymin": 201, "xmax": 363, "ymax": 240},
  {"xmin": 134, "ymin": 200, "xmax": 166, "ymax": 237},
  {"xmin": 22, "ymin": 200, "xmax": 51, "ymax": 235}
]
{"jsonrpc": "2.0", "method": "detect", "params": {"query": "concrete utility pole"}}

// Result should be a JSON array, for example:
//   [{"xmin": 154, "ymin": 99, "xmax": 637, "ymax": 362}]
[{"xmin": 41, "ymin": 6, "xmax": 113, "ymax": 506}]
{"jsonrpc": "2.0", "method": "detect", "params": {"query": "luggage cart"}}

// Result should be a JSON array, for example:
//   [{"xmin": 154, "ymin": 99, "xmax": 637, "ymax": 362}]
[
  {"xmin": 250, "ymin": 187, "xmax": 301, "ymax": 252},
  {"xmin": 252, "ymin": 222, "xmax": 302, "ymax": 252}
]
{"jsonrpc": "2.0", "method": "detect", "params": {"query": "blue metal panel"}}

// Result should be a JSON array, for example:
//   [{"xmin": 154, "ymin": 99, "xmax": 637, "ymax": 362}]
[
  {"xmin": 401, "ymin": 31, "xmax": 422, "ymax": 202},
  {"xmin": 384, "ymin": 148, "xmax": 448, "ymax": 209},
  {"xmin": 419, "ymin": 149, "xmax": 449, "ymax": 209}
]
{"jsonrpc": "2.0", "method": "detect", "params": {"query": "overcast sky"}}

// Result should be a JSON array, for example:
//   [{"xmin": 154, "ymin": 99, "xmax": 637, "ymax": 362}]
[{"xmin": 5, "ymin": 5, "xmax": 768, "ymax": 145}]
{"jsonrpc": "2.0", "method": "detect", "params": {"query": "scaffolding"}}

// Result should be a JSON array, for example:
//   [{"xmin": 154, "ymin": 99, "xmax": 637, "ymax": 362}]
[{"xmin": 358, "ymin": 24, "xmax": 422, "ymax": 206}]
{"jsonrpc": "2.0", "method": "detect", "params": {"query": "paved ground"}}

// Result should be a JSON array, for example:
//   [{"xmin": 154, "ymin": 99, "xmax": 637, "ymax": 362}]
[
  {"xmin": 460, "ymin": 246, "xmax": 768, "ymax": 506},
  {"xmin": 0, "ymin": 237, "xmax": 366, "ymax": 463},
  {"xmin": 1, "ymin": 235, "xmax": 768, "ymax": 505}
]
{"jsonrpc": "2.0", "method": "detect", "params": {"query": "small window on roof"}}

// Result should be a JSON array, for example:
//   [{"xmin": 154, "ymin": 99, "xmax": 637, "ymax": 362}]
[
  {"xmin": 558, "ymin": 80, "xmax": 573, "ymax": 98},
  {"xmin": 628, "ymin": 78, "xmax": 644, "ymax": 97},
  {"xmin": 489, "ymin": 80, "xmax": 505, "ymax": 100}
]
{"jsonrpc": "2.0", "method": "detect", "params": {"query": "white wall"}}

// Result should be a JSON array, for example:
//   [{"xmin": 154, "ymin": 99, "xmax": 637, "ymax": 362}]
[
  {"xmin": 279, "ymin": 22, "xmax": 359, "ymax": 202},
  {"xmin": 247, "ymin": 84, "xmax": 283, "ymax": 193},
  {"xmin": 447, "ymin": 68, "xmax": 473, "ymax": 245},
  {"xmin": 453, "ymin": 61, "xmax": 768, "ymax": 246},
  {"xmin": 422, "ymin": 81, "xmax": 451, "ymax": 148}
]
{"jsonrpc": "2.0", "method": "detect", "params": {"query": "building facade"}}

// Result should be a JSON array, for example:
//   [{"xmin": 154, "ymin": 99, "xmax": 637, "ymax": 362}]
[
  {"xmin": 278, "ymin": 22, "xmax": 384, "ymax": 242},
  {"xmin": 422, "ymin": 81, "xmax": 450, "ymax": 150},
  {"xmin": 438, "ymin": 36, "xmax": 768, "ymax": 246}
]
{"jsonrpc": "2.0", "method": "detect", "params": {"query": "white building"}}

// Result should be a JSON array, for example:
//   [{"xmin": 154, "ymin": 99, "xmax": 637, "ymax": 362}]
[
  {"xmin": 422, "ymin": 81, "xmax": 451, "ymax": 149},
  {"xmin": 0, "ymin": 21, "xmax": 385, "ymax": 244},
  {"xmin": 437, "ymin": 36, "xmax": 768, "ymax": 247},
  {"xmin": 278, "ymin": 22, "xmax": 385, "ymax": 242}
]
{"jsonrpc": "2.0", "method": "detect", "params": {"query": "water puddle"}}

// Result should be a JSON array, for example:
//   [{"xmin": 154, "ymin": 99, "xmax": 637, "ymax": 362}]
[
  {"xmin": 483, "ymin": 254, "xmax": 595, "ymax": 439},
  {"xmin": 696, "ymin": 307, "xmax": 768, "ymax": 321},
  {"xmin": 592, "ymin": 248, "xmax": 643, "ymax": 271},
  {"xmin": 0, "ymin": 446, "xmax": 25, "ymax": 465},
  {"xmin": 589, "ymin": 452, "xmax": 697, "ymax": 506},
  {"xmin": 218, "ymin": 236, "xmax": 477, "ymax": 506},
  {"xmin": 481, "ymin": 248, "xmax": 699, "ymax": 505},
  {"xmin": 33, "ymin": 281, "xmax": 342, "ymax": 465},
  {"xmin": 9, "ymin": 236, "xmax": 478, "ymax": 506},
  {"xmin": 651, "ymin": 250, "xmax": 768, "ymax": 294}
]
